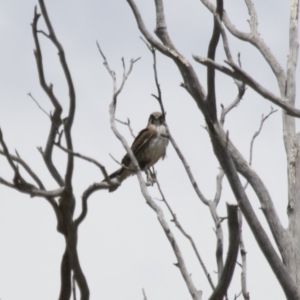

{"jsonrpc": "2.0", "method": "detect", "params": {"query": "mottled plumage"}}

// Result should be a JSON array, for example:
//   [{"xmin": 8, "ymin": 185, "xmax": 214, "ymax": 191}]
[{"xmin": 105, "ymin": 112, "xmax": 169, "ymax": 192}]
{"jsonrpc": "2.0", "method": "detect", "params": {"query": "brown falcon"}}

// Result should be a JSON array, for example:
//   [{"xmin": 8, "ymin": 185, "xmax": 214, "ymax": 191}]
[{"xmin": 104, "ymin": 112, "xmax": 169, "ymax": 192}]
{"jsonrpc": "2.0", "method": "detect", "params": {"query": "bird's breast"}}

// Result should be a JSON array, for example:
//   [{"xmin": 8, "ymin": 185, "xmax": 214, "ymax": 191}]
[{"xmin": 147, "ymin": 125, "xmax": 169, "ymax": 162}]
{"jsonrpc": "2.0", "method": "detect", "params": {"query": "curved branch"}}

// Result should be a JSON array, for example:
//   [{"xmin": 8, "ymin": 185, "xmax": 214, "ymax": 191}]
[
  {"xmin": 206, "ymin": 0, "xmax": 223, "ymax": 121},
  {"xmin": 193, "ymin": 56, "xmax": 300, "ymax": 118},
  {"xmin": 127, "ymin": 0, "xmax": 207, "ymax": 110},
  {"xmin": 154, "ymin": 0, "xmax": 175, "ymax": 48},
  {"xmin": 0, "ymin": 149, "xmax": 43, "ymax": 188},
  {"xmin": 55, "ymin": 143, "xmax": 110, "ymax": 181},
  {"xmin": 208, "ymin": 204, "xmax": 239, "ymax": 300},
  {"xmin": 210, "ymin": 123, "xmax": 299, "ymax": 300},
  {"xmin": 32, "ymin": 7, "xmax": 64, "ymax": 187},
  {"xmin": 156, "ymin": 176, "xmax": 215, "ymax": 291},
  {"xmin": 216, "ymin": 17, "xmax": 246, "ymax": 126},
  {"xmin": 38, "ymin": 0, "xmax": 76, "ymax": 191},
  {"xmin": 168, "ymin": 129, "xmax": 209, "ymax": 206},
  {"xmin": 100, "ymin": 45, "xmax": 202, "ymax": 299},
  {"xmin": 127, "ymin": 0, "xmax": 299, "ymax": 297},
  {"xmin": 74, "ymin": 182, "xmax": 110, "ymax": 228},
  {"xmin": 200, "ymin": 0, "xmax": 286, "ymax": 90}
]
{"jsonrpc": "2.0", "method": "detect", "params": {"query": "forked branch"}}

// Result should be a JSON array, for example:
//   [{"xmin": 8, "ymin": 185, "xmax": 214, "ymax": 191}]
[
  {"xmin": 155, "ymin": 174, "xmax": 215, "ymax": 291},
  {"xmin": 99, "ymin": 44, "xmax": 202, "ymax": 300},
  {"xmin": 193, "ymin": 57, "xmax": 300, "ymax": 118}
]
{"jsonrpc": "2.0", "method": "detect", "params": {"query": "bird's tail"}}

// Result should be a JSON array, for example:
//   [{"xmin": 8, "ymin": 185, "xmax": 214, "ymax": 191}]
[{"xmin": 102, "ymin": 167, "xmax": 132, "ymax": 192}]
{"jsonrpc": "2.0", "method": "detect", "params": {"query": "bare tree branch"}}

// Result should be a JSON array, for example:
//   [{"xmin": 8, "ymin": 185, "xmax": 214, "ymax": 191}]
[
  {"xmin": 215, "ymin": 10, "xmax": 246, "ymax": 125},
  {"xmin": 99, "ymin": 44, "xmax": 202, "ymax": 300},
  {"xmin": 220, "ymin": 93, "xmax": 243, "ymax": 127},
  {"xmin": 0, "ymin": 143, "xmax": 63, "ymax": 232},
  {"xmin": 31, "ymin": 7, "xmax": 64, "ymax": 187},
  {"xmin": 0, "ymin": 149, "xmax": 43, "ymax": 188},
  {"xmin": 127, "ymin": 0, "xmax": 300, "ymax": 297},
  {"xmin": 0, "ymin": 128, "xmax": 39, "ymax": 191},
  {"xmin": 238, "ymin": 209, "xmax": 250, "ymax": 300},
  {"xmin": 155, "ymin": 174, "xmax": 215, "ymax": 291},
  {"xmin": 244, "ymin": 107, "xmax": 277, "ymax": 190},
  {"xmin": 33, "ymin": 2, "xmax": 89, "ymax": 298},
  {"xmin": 217, "ymin": 15, "xmax": 246, "ymax": 126},
  {"xmin": 27, "ymin": 92, "xmax": 51, "ymax": 118},
  {"xmin": 249, "ymin": 108, "xmax": 277, "ymax": 167},
  {"xmin": 141, "ymin": 37, "xmax": 210, "ymax": 207},
  {"xmin": 0, "ymin": 176, "xmax": 64, "ymax": 197},
  {"xmin": 144, "ymin": 31, "xmax": 227, "ymax": 285},
  {"xmin": 127, "ymin": 0, "xmax": 207, "ymax": 109},
  {"xmin": 72, "ymin": 272, "xmax": 77, "ymax": 300},
  {"xmin": 38, "ymin": 0, "xmax": 76, "ymax": 191},
  {"xmin": 199, "ymin": 0, "xmax": 286, "ymax": 91},
  {"xmin": 115, "ymin": 118, "xmax": 136, "ymax": 139},
  {"xmin": 193, "ymin": 56, "xmax": 300, "ymax": 118},
  {"xmin": 142, "ymin": 288, "xmax": 147, "ymax": 300},
  {"xmin": 213, "ymin": 168, "xmax": 224, "ymax": 206},
  {"xmin": 74, "ymin": 182, "xmax": 110, "ymax": 228},
  {"xmin": 206, "ymin": 0, "xmax": 223, "ymax": 122},
  {"xmin": 55, "ymin": 143, "xmax": 110, "ymax": 182},
  {"xmin": 208, "ymin": 200, "xmax": 224, "ymax": 280},
  {"xmin": 208, "ymin": 204, "xmax": 239, "ymax": 300},
  {"xmin": 208, "ymin": 122, "xmax": 299, "ymax": 300},
  {"xmin": 168, "ymin": 128, "xmax": 210, "ymax": 205}
]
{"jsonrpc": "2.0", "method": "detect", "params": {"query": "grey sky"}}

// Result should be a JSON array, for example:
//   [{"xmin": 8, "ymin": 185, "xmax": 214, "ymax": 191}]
[{"xmin": 0, "ymin": 0, "xmax": 296, "ymax": 299}]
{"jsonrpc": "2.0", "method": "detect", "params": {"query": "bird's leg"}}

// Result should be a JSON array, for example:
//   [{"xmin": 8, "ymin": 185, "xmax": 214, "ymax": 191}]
[{"xmin": 145, "ymin": 167, "xmax": 156, "ymax": 186}]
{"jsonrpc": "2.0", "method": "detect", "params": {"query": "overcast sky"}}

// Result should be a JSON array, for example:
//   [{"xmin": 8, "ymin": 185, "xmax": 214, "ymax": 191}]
[{"xmin": 0, "ymin": 0, "xmax": 297, "ymax": 299}]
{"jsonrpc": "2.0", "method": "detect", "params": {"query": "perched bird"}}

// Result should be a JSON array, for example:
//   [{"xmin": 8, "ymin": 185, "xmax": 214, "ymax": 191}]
[{"xmin": 104, "ymin": 111, "xmax": 169, "ymax": 192}]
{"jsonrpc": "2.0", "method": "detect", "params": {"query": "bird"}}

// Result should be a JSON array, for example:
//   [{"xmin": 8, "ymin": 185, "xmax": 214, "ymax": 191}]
[{"xmin": 104, "ymin": 111, "xmax": 169, "ymax": 192}]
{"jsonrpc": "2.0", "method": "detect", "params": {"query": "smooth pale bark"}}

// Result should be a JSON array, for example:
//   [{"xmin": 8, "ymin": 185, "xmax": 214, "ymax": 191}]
[{"xmin": 126, "ymin": 0, "xmax": 300, "ymax": 298}]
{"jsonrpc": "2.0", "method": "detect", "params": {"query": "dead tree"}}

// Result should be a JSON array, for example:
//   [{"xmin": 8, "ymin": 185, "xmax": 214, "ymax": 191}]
[
  {"xmin": 0, "ymin": 1, "xmax": 299, "ymax": 300},
  {"xmin": 125, "ymin": 0, "xmax": 300, "ymax": 299},
  {"xmin": 0, "ymin": 1, "xmax": 112, "ymax": 299}
]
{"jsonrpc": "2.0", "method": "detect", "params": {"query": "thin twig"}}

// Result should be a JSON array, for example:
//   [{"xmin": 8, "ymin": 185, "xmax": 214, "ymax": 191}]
[
  {"xmin": 217, "ymin": 15, "xmax": 246, "ymax": 126},
  {"xmin": 155, "ymin": 173, "xmax": 215, "ymax": 291},
  {"xmin": 249, "ymin": 107, "xmax": 277, "ymax": 166},
  {"xmin": 0, "ymin": 149, "xmax": 44, "ymax": 189},
  {"xmin": 142, "ymin": 288, "xmax": 147, "ymax": 300},
  {"xmin": 55, "ymin": 143, "xmax": 110, "ymax": 182},
  {"xmin": 0, "ymin": 128, "xmax": 38, "ymax": 191},
  {"xmin": 115, "ymin": 117, "xmax": 136, "ymax": 138},
  {"xmin": 28, "ymin": 92, "xmax": 51, "ymax": 118},
  {"xmin": 244, "ymin": 107, "xmax": 277, "ymax": 189}
]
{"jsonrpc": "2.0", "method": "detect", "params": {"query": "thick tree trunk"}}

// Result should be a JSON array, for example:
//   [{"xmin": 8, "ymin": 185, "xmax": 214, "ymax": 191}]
[
  {"xmin": 59, "ymin": 248, "xmax": 72, "ymax": 300},
  {"xmin": 286, "ymin": 133, "xmax": 300, "ymax": 293},
  {"xmin": 282, "ymin": 0, "xmax": 300, "ymax": 292}
]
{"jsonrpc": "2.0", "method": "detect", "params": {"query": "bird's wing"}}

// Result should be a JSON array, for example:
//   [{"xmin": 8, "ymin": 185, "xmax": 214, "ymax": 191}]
[{"xmin": 121, "ymin": 128, "xmax": 156, "ymax": 167}]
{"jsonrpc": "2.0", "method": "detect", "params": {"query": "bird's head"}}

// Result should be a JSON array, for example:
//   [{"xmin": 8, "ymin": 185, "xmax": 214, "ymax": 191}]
[{"xmin": 148, "ymin": 111, "xmax": 165, "ymax": 127}]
